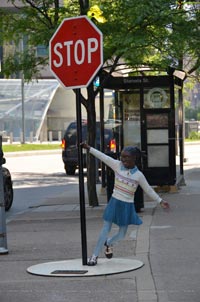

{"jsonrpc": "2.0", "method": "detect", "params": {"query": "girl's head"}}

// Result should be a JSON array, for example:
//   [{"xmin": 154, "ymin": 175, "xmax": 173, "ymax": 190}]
[{"xmin": 120, "ymin": 146, "xmax": 141, "ymax": 169}]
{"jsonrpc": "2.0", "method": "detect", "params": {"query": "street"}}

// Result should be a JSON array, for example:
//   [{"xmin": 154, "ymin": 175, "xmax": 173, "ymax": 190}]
[
  {"xmin": 4, "ymin": 151, "xmax": 80, "ymax": 220},
  {"xmin": 4, "ymin": 142, "xmax": 199, "ymax": 220},
  {"xmin": 184, "ymin": 142, "xmax": 200, "ymax": 168}
]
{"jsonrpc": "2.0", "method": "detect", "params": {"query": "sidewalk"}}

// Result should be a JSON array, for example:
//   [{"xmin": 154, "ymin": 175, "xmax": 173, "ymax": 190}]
[
  {"xmin": 0, "ymin": 187, "xmax": 159, "ymax": 302},
  {"xmin": 0, "ymin": 144, "xmax": 200, "ymax": 302},
  {"xmin": 149, "ymin": 158, "xmax": 200, "ymax": 302}
]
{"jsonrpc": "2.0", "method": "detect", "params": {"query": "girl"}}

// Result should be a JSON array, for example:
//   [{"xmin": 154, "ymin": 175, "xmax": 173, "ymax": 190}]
[{"xmin": 81, "ymin": 143, "xmax": 169, "ymax": 266}]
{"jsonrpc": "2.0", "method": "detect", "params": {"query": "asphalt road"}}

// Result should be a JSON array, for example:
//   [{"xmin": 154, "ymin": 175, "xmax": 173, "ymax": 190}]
[
  {"xmin": 4, "ymin": 142, "xmax": 199, "ymax": 219},
  {"xmin": 4, "ymin": 151, "xmax": 80, "ymax": 220}
]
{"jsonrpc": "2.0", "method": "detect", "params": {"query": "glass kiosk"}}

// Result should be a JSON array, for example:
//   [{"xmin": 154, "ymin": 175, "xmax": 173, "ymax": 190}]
[{"xmin": 102, "ymin": 74, "xmax": 177, "ymax": 187}]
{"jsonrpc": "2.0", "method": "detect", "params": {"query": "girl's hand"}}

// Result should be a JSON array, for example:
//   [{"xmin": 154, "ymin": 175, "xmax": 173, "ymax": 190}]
[
  {"xmin": 160, "ymin": 200, "xmax": 170, "ymax": 209},
  {"xmin": 80, "ymin": 142, "xmax": 90, "ymax": 150}
]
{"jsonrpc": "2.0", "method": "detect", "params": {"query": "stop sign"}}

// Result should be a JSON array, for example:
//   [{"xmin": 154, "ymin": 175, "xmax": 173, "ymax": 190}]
[{"xmin": 49, "ymin": 16, "xmax": 103, "ymax": 89}]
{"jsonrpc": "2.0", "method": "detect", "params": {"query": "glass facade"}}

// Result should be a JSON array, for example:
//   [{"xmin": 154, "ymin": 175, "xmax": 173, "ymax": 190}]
[{"xmin": 0, "ymin": 79, "xmax": 59, "ymax": 141}]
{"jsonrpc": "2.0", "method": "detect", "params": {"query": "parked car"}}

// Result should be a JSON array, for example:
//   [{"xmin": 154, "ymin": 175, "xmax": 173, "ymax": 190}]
[
  {"xmin": 61, "ymin": 120, "xmax": 121, "ymax": 175},
  {"xmin": 1, "ymin": 157, "xmax": 13, "ymax": 211}
]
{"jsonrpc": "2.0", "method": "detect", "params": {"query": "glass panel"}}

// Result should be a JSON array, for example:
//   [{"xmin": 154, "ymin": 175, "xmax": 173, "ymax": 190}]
[
  {"xmin": 146, "ymin": 113, "xmax": 168, "ymax": 128},
  {"xmin": 144, "ymin": 87, "xmax": 170, "ymax": 109},
  {"xmin": 147, "ymin": 129, "xmax": 168, "ymax": 144},
  {"xmin": 147, "ymin": 145, "xmax": 169, "ymax": 167},
  {"xmin": 105, "ymin": 90, "xmax": 121, "ymax": 122},
  {"xmin": 120, "ymin": 91, "xmax": 141, "ymax": 147},
  {"xmin": 0, "ymin": 79, "xmax": 59, "ymax": 141}
]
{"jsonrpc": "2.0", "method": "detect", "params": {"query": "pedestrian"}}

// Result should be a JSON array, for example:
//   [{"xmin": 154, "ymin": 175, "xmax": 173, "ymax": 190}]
[{"xmin": 81, "ymin": 143, "xmax": 169, "ymax": 266}]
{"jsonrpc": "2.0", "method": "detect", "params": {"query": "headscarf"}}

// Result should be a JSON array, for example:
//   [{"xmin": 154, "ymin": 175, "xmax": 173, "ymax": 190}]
[{"xmin": 122, "ymin": 146, "xmax": 141, "ymax": 157}]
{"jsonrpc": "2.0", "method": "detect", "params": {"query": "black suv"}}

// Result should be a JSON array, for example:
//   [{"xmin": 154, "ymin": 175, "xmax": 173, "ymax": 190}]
[{"xmin": 61, "ymin": 120, "xmax": 121, "ymax": 175}]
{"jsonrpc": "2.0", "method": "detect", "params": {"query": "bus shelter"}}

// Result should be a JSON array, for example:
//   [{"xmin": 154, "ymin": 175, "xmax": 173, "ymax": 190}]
[{"xmin": 100, "ymin": 71, "xmax": 184, "ymax": 188}]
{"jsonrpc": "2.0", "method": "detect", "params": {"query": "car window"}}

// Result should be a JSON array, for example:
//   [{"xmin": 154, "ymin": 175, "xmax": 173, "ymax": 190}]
[
  {"xmin": 64, "ymin": 123, "xmax": 87, "ymax": 145},
  {"xmin": 104, "ymin": 129, "xmax": 112, "ymax": 142},
  {"xmin": 64, "ymin": 121, "xmax": 118, "ymax": 150},
  {"xmin": 67, "ymin": 123, "xmax": 76, "ymax": 131}
]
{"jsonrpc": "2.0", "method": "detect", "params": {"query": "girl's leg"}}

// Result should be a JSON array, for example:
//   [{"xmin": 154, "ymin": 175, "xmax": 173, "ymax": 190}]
[
  {"xmin": 93, "ymin": 220, "xmax": 112, "ymax": 257},
  {"xmin": 106, "ymin": 225, "xmax": 128, "ymax": 247}
]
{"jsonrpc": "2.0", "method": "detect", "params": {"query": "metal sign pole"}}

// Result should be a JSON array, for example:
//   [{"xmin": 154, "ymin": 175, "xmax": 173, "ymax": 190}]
[
  {"xmin": 75, "ymin": 89, "xmax": 87, "ymax": 265},
  {"xmin": 0, "ymin": 136, "xmax": 8, "ymax": 254}
]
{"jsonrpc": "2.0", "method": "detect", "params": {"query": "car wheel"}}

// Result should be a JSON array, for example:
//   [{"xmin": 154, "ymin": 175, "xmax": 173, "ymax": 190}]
[
  {"xmin": 4, "ymin": 177, "xmax": 13, "ymax": 211},
  {"xmin": 65, "ymin": 165, "xmax": 76, "ymax": 175}
]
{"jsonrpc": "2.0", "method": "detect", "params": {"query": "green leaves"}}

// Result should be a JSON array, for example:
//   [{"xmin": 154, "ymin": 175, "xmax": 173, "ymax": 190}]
[{"xmin": 1, "ymin": 0, "xmax": 199, "ymax": 80}]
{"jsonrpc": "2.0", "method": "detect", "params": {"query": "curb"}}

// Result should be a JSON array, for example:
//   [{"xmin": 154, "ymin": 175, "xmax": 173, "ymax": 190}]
[{"xmin": 4, "ymin": 149, "xmax": 61, "ymax": 157}]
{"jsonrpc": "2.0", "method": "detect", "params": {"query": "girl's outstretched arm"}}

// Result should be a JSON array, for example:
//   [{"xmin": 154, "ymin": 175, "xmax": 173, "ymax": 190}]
[{"xmin": 80, "ymin": 142, "xmax": 119, "ymax": 171}]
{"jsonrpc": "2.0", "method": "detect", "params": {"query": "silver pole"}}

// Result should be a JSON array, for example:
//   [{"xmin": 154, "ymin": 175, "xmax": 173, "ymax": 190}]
[
  {"xmin": 0, "ymin": 136, "xmax": 8, "ymax": 254},
  {"xmin": 21, "ymin": 73, "xmax": 25, "ymax": 144},
  {"xmin": 21, "ymin": 38, "xmax": 25, "ymax": 144}
]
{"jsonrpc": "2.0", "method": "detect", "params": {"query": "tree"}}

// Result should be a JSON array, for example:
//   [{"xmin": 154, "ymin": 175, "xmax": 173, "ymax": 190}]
[
  {"xmin": 99, "ymin": 0, "xmax": 199, "ymax": 77},
  {"xmin": 0, "ymin": 0, "xmax": 102, "ymax": 206},
  {"xmin": 0, "ymin": 0, "xmax": 200, "ymax": 206}
]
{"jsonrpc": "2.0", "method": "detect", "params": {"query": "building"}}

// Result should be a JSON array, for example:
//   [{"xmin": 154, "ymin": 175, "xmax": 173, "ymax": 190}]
[{"xmin": 0, "ymin": 78, "xmax": 114, "ymax": 142}]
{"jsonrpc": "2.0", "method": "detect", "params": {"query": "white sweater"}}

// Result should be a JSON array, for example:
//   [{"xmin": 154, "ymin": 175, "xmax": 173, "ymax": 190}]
[{"xmin": 90, "ymin": 147, "xmax": 162, "ymax": 204}]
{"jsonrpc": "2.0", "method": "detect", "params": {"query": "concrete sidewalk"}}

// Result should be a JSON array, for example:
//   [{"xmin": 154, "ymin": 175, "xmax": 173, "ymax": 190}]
[
  {"xmin": 149, "ymin": 163, "xmax": 200, "ymax": 302},
  {"xmin": 0, "ymin": 184, "xmax": 161, "ymax": 302},
  {"xmin": 1, "ymin": 143, "xmax": 200, "ymax": 302}
]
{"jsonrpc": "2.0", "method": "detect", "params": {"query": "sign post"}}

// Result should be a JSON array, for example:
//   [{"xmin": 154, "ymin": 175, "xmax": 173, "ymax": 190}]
[
  {"xmin": 49, "ymin": 16, "xmax": 103, "ymax": 265},
  {"xmin": 75, "ymin": 89, "xmax": 87, "ymax": 264}
]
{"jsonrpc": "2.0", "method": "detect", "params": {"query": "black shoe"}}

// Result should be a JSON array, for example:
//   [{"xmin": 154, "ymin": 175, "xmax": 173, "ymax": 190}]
[
  {"xmin": 87, "ymin": 255, "xmax": 98, "ymax": 266},
  {"xmin": 104, "ymin": 241, "xmax": 113, "ymax": 259}
]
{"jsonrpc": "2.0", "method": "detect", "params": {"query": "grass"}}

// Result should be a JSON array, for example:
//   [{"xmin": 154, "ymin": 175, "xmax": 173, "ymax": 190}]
[
  {"xmin": 2, "ymin": 143, "xmax": 61, "ymax": 153},
  {"xmin": 2, "ymin": 138, "xmax": 199, "ymax": 153}
]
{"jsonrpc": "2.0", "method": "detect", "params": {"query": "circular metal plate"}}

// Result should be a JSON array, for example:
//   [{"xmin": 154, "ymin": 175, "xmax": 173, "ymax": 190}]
[{"xmin": 27, "ymin": 258, "xmax": 144, "ymax": 277}]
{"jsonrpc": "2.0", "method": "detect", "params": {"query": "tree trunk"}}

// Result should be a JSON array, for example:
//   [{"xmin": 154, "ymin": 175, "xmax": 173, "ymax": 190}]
[{"xmin": 86, "ymin": 84, "xmax": 99, "ymax": 207}]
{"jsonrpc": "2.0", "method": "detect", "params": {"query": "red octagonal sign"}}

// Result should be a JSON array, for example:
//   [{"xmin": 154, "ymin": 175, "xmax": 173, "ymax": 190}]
[{"xmin": 49, "ymin": 16, "xmax": 103, "ymax": 89}]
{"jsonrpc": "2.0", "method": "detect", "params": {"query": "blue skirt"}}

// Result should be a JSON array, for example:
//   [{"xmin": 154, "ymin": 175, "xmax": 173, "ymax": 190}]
[{"xmin": 103, "ymin": 197, "xmax": 143, "ymax": 226}]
